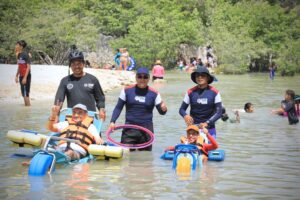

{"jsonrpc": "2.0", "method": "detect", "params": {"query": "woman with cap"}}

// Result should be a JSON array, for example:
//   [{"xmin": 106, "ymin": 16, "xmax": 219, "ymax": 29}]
[
  {"xmin": 179, "ymin": 66, "xmax": 222, "ymax": 139},
  {"xmin": 47, "ymin": 103, "xmax": 104, "ymax": 161},
  {"xmin": 109, "ymin": 67, "xmax": 168, "ymax": 151},
  {"xmin": 54, "ymin": 49, "xmax": 106, "ymax": 121},
  {"xmin": 152, "ymin": 60, "xmax": 165, "ymax": 81}
]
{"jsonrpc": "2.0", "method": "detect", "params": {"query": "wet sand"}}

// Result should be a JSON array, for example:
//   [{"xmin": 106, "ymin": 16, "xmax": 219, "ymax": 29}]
[{"xmin": 0, "ymin": 64, "xmax": 136, "ymax": 104}]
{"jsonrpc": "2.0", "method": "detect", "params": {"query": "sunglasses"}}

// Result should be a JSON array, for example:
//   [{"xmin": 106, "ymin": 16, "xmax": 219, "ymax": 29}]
[
  {"xmin": 137, "ymin": 75, "xmax": 149, "ymax": 79},
  {"xmin": 72, "ymin": 110, "xmax": 86, "ymax": 115}
]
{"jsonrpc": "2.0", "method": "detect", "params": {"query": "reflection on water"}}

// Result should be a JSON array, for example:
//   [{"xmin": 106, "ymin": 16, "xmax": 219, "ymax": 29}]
[{"xmin": 0, "ymin": 72, "xmax": 300, "ymax": 199}]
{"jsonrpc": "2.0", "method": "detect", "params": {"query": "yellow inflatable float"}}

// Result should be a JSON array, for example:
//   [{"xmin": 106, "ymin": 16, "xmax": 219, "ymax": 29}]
[
  {"xmin": 88, "ymin": 144, "xmax": 124, "ymax": 159},
  {"xmin": 6, "ymin": 130, "xmax": 47, "ymax": 148}
]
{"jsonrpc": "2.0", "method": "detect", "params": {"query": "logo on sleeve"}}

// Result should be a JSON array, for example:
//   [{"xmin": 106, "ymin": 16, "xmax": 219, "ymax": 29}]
[
  {"xmin": 197, "ymin": 98, "xmax": 208, "ymax": 104},
  {"xmin": 67, "ymin": 83, "xmax": 73, "ymax": 90},
  {"xmin": 135, "ymin": 96, "xmax": 146, "ymax": 103}
]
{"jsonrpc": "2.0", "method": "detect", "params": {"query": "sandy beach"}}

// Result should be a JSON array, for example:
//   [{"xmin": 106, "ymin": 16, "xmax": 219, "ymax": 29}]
[{"xmin": 0, "ymin": 64, "xmax": 136, "ymax": 103}]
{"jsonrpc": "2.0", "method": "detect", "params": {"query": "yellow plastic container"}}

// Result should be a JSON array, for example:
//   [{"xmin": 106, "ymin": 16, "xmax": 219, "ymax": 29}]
[{"xmin": 176, "ymin": 156, "xmax": 191, "ymax": 176}]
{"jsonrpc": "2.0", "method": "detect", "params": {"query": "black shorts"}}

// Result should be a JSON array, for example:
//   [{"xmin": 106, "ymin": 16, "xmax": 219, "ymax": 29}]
[
  {"xmin": 19, "ymin": 74, "xmax": 31, "ymax": 97},
  {"xmin": 121, "ymin": 123, "xmax": 154, "ymax": 151},
  {"xmin": 152, "ymin": 76, "xmax": 163, "ymax": 81}
]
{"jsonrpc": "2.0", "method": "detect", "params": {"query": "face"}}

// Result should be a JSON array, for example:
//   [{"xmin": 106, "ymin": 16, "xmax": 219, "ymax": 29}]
[
  {"xmin": 72, "ymin": 108, "xmax": 87, "ymax": 123},
  {"xmin": 70, "ymin": 60, "xmax": 85, "ymax": 77},
  {"xmin": 136, "ymin": 73, "xmax": 149, "ymax": 88},
  {"xmin": 246, "ymin": 105, "xmax": 254, "ymax": 113},
  {"xmin": 15, "ymin": 43, "xmax": 22, "ymax": 53},
  {"xmin": 187, "ymin": 129, "xmax": 199, "ymax": 143},
  {"xmin": 195, "ymin": 73, "xmax": 209, "ymax": 86},
  {"xmin": 285, "ymin": 93, "xmax": 292, "ymax": 101}
]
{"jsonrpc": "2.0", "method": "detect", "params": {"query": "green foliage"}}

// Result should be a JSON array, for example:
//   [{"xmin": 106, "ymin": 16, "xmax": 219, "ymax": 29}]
[{"xmin": 0, "ymin": 0, "xmax": 299, "ymax": 74}]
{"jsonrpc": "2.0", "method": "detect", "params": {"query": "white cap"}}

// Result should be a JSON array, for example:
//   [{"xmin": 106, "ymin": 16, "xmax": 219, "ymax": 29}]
[{"xmin": 72, "ymin": 103, "xmax": 88, "ymax": 112}]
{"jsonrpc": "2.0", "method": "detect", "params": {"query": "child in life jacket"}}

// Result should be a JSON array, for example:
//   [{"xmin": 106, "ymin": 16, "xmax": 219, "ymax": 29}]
[
  {"xmin": 165, "ymin": 125, "xmax": 218, "ymax": 161},
  {"xmin": 47, "ymin": 103, "xmax": 104, "ymax": 161}
]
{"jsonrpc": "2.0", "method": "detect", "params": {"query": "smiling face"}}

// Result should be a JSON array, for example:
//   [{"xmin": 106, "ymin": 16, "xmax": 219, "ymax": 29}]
[
  {"xmin": 72, "ymin": 108, "xmax": 87, "ymax": 123},
  {"xmin": 70, "ymin": 59, "xmax": 85, "ymax": 77},
  {"xmin": 136, "ymin": 73, "xmax": 150, "ymax": 88},
  {"xmin": 187, "ymin": 129, "xmax": 199, "ymax": 144},
  {"xmin": 195, "ymin": 73, "xmax": 209, "ymax": 87}
]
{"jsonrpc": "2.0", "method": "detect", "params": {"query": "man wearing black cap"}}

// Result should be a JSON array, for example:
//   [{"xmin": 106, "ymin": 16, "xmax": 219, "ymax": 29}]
[
  {"xmin": 109, "ymin": 67, "xmax": 167, "ymax": 151},
  {"xmin": 54, "ymin": 49, "xmax": 106, "ymax": 121},
  {"xmin": 179, "ymin": 67, "xmax": 222, "ymax": 139}
]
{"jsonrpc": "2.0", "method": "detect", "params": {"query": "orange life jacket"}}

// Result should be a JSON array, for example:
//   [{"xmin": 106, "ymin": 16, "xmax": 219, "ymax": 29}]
[
  {"xmin": 59, "ymin": 116, "xmax": 96, "ymax": 151},
  {"xmin": 180, "ymin": 135, "xmax": 208, "ymax": 158}
]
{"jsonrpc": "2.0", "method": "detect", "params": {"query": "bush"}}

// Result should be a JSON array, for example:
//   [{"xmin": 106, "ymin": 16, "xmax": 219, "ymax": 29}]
[{"xmin": 218, "ymin": 64, "xmax": 247, "ymax": 74}]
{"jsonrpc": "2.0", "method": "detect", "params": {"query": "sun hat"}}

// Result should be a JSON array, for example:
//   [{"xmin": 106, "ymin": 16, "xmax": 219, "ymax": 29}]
[
  {"xmin": 186, "ymin": 125, "xmax": 199, "ymax": 133},
  {"xmin": 72, "ymin": 103, "xmax": 88, "ymax": 112},
  {"xmin": 155, "ymin": 60, "xmax": 162, "ymax": 65},
  {"xmin": 191, "ymin": 66, "xmax": 216, "ymax": 84},
  {"xmin": 136, "ymin": 67, "xmax": 149, "ymax": 75}
]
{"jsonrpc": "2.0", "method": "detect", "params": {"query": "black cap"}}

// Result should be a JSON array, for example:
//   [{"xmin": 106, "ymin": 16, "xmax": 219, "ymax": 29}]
[{"xmin": 191, "ymin": 67, "xmax": 216, "ymax": 84}]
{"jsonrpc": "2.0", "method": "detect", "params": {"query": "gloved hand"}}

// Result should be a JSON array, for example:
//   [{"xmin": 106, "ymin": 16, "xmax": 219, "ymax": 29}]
[{"xmin": 164, "ymin": 146, "xmax": 175, "ymax": 152}]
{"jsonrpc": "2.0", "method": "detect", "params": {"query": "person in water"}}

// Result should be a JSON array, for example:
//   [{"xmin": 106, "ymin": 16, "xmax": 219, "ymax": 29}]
[
  {"xmin": 179, "ymin": 66, "xmax": 222, "ymax": 139},
  {"xmin": 47, "ymin": 103, "xmax": 104, "ymax": 161},
  {"xmin": 54, "ymin": 49, "xmax": 106, "ymax": 121},
  {"xmin": 221, "ymin": 107, "xmax": 240, "ymax": 123},
  {"xmin": 272, "ymin": 89, "xmax": 299, "ymax": 125},
  {"xmin": 152, "ymin": 60, "xmax": 165, "ymax": 81},
  {"xmin": 165, "ymin": 125, "xmax": 218, "ymax": 162},
  {"xmin": 109, "ymin": 67, "xmax": 167, "ymax": 151}
]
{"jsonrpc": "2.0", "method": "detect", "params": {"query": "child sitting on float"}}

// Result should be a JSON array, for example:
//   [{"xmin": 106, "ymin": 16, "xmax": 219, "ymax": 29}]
[{"xmin": 165, "ymin": 125, "xmax": 218, "ymax": 162}]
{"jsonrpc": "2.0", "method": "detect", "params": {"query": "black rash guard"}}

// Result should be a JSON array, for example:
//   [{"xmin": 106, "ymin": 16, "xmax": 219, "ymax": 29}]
[{"xmin": 54, "ymin": 73, "xmax": 105, "ymax": 111}]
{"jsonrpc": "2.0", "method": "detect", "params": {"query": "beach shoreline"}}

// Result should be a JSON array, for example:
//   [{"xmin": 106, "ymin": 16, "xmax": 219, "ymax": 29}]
[{"xmin": 0, "ymin": 64, "xmax": 136, "ymax": 104}]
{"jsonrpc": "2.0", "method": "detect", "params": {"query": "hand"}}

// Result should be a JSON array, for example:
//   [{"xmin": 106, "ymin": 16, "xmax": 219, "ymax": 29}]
[
  {"xmin": 109, "ymin": 122, "xmax": 115, "ymax": 130},
  {"xmin": 165, "ymin": 146, "xmax": 174, "ymax": 152},
  {"xmin": 99, "ymin": 108, "xmax": 106, "ymax": 121},
  {"xmin": 15, "ymin": 76, "xmax": 18, "ymax": 83},
  {"xmin": 199, "ymin": 122, "xmax": 208, "ymax": 129},
  {"xmin": 51, "ymin": 101, "xmax": 63, "ymax": 117},
  {"xmin": 51, "ymin": 105, "xmax": 61, "ymax": 117},
  {"xmin": 21, "ymin": 77, "xmax": 26, "ymax": 85},
  {"xmin": 202, "ymin": 127, "xmax": 209, "ymax": 135},
  {"xmin": 184, "ymin": 115, "xmax": 194, "ymax": 126},
  {"xmin": 98, "ymin": 137, "xmax": 105, "ymax": 145},
  {"xmin": 160, "ymin": 101, "xmax": 167, "ymax": 112}
]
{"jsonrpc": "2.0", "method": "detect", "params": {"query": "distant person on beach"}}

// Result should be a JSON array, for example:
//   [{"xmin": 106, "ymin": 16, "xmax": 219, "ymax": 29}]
[
  {"xmin": 119, "ymin": 48, "xmax": 129, "ymax": 70},
  {"xmin": 179, "ymin": 66, "xmax": 222, "ymax": 139},
  {"xmin": 15, "ymin": 40, "xmax": 31, "ymax": 106},
  {"xmin": 152, "ymin": 60, "xmax": 165, "ymax": 81},
  {"xmin": 272, "ymin": 89, "xmax": 299, "ymax": 125},
  {"xmin": 54, "ymin": 49, "xmax": 106, "ymax": 121},
  {"xmin": 109, "ymin": 67, "xmax": 167, "ymax": 151}
]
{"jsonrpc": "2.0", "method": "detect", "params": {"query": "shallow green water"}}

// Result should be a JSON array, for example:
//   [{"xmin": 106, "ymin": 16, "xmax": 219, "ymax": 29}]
[{"xmin": 0, "ymin": 71, "xmax": 299, "ymax": 199}]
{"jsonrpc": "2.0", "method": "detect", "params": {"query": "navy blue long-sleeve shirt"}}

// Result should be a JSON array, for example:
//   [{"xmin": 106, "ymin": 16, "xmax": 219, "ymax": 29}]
[
  {"xmin": 110, "ymin": 84, "xmax": 166, "ymax": 126},
  {"xmin": 179, "ymin": 85, "xmax": 222, "ymax": 128}
]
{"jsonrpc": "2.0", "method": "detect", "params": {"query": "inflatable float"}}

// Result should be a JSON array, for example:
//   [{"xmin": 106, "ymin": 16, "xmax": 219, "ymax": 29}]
[
  {"xmin": 7, "ymin": 108, "xmax": 125, "ymax": 176},
  {"xmin": 105, "ymin": 124, "xmax": 155, "ymax": 149},
  {"xmin": 160, "ymin": 144, "xmax": 225, "ymax": 175}
]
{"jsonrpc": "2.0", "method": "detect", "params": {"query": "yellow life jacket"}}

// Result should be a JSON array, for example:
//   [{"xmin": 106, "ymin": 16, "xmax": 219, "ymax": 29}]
[
  {"xmin": 59, "ymin": 116, "xmax": 96, "ymax": 151},
  {"xmin": 180, "ymin": 135, "xmax": 208, "ymax": 157}
]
